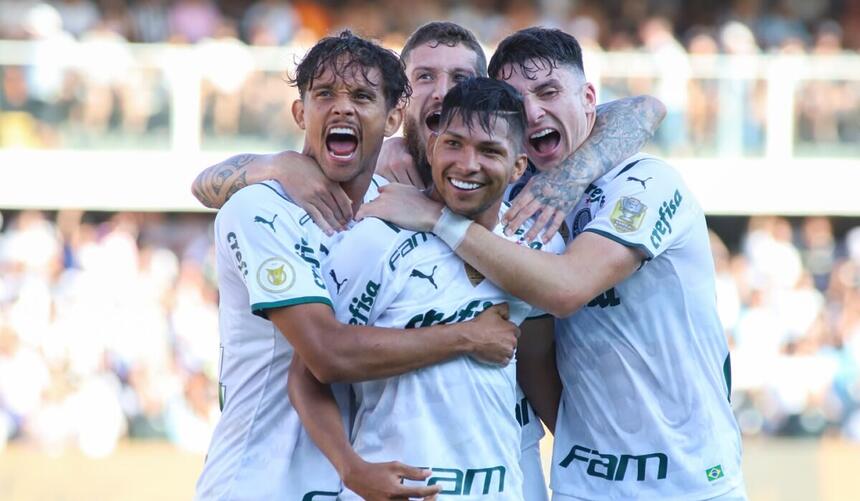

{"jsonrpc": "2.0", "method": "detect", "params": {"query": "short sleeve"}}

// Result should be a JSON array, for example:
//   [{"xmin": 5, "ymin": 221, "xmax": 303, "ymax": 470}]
[
  {"xmin": 583, "ymin": 159, "xmax": 699, "ymax": 260},
  {"xmin": 214, "ymin": 183, "xmax": 332, "ymax": 317}
]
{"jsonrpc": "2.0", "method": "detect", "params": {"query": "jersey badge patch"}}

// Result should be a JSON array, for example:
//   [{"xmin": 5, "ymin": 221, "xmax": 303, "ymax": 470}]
[
  {"xmin": 706, "ymin": 465, "xmax": 724, "ymax": 482},
  {"xmin": 572, "ymin": 208, "xmax": 592, "ymax": 237},
  {"xmin": 609, "ymin": 197, "xmax": 647, "ymax": 233},
  {"xmin": 464, "ymin": 262, "xmax": 484, "ymax": 286},
  {"xmin": 257, "ymin": 257, "xmax": 296, "ymax": 293}
]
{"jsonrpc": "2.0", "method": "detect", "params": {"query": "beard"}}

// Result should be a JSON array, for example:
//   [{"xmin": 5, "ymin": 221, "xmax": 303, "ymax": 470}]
[{"xmin": 403, "ymin": 114, "xmax": 434, "ymax": 187}]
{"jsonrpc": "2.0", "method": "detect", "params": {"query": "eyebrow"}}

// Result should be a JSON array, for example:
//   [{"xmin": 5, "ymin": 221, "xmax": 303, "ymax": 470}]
[
  {"xmin": 442, "ymin": 130, "xmax": 508, "ymax": 151},
  {"xmin": 412, "ymin": 66, "xmax": 477, "ymax": 75},
  {"xmin": 531, "ymin": 78, "xmax": 562, "ymax": 94}
]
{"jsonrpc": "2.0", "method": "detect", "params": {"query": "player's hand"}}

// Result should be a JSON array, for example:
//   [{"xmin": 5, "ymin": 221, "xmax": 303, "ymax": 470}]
[
  {"xmin": 503, "ymin": 171, "xmax": 572, "ymax": 244},
  {"xmin": 342, "ymin": 458, "xmax": 441, "ymax": 500},
  {"xmin": 464, "ymin": 303, "xmax": 520, "ymax": 366},
  {"xmin": 375, "ymin": 137, "xmax": 426, "ymax": 189},
  {"xmin": 270, "ymin": 151, "xmax": 353, "ymax": 235},
  {"xmin": 356, "ymin": 183, "xmax": 442, "ymax": 232}
]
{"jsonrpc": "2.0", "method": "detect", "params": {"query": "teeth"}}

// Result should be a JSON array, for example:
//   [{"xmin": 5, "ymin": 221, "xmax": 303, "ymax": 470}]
[
  {"xmin": 330, "ymin": 127, "xmax": 356, "ymax": 136},
  {"xmin": 450, "ymin": 178, "xmax": 481, "ymax": 190},
  {"xmin": 530, "ymin": 128, "xmax": 555, "ymax": 139}
]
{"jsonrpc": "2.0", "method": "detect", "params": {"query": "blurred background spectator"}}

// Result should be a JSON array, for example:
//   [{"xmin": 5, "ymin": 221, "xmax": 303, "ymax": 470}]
[
  {"xmin": 0, "ymin": 0, "xmax": 859, "ymax": 458},
  {"xmin": 0, "ymin": 0, "xmax": 857, "ymax": 155}
]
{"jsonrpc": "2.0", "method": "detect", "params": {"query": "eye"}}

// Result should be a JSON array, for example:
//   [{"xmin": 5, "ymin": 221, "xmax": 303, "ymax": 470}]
[
  {"xmin": 539, "ymin": 88, "xmax": 559, "ymax": 98},
  {"xmin": 354, "ymin": 91, "xmax": 374, "ymax": 101},
  {"xmin": 315, "ymin": 89, "xmax": 333, "ymax": 98},
  {"xmin": 445, "ymin": 139, "xmax": 460, "ymax": 148},
  {"xmin": 481, "ymin": 147, "xmax": 501, "ymax": 157},
  {"xmin": 416, "ymin": 72, "xmax": 433, "ymax": 81},
  {"xmin": 453, "ymin": 72, "xmax": 470, "ymax": 83}
]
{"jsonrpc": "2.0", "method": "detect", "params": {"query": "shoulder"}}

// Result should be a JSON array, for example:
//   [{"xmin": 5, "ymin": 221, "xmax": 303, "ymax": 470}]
[{"xmin": 606, "ymin": 155, "xmax": 685, "ymax": 190}]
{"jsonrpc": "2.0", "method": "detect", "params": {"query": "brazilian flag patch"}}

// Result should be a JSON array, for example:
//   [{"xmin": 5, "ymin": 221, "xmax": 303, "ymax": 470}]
[{"xmin": 706, "ymin": 465, "xmax": 724, "ymax": 482}]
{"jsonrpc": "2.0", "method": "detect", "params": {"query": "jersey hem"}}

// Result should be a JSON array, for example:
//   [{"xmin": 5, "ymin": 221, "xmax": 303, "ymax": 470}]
[
  {"xmin": 583, "ymin": 228, "xmax": 655, "ymax": 260},
  {"xmin": 550, "ymin": 474, "xmax": 744, "ymax": 501}
]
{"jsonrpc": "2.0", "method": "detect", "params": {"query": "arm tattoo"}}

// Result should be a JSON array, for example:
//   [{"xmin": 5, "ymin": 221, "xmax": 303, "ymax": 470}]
[
  {"xmin": 527, "ymin": 95, "xmax": 666, "ymax": 214},
  {"xmin": 191, "ymin": 154, "xmax": 258, "ymax": 209}
]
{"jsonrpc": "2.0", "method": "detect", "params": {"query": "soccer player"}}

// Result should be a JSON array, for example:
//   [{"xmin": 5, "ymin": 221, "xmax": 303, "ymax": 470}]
[
  {"xmin": 290, "ymin": 76, "xmax": 564, "ymax": 501},
  {"xmin": 195, "ymin": 31, "xmax": 520, "ymax": 501},
  {"xmin": 191, "ymin": 23, "xmax": 665, "ymax": 499},
  {"xmin": 358, "ymin": 27, "xmax": 748, "ymax": 501}
]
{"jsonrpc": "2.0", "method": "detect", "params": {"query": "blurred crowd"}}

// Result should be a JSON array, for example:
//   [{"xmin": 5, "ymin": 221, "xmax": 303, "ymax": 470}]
[
  {"xmin": 0, "ymin": 210, "xmax": 219, "ymax": 456},
  {"xmin": 0, "ymin": 0, "xmax": 859, "ymax": 153},
  {"xmin": 1, "ymin": 209, "xmax": 860, "ymax": 457}
]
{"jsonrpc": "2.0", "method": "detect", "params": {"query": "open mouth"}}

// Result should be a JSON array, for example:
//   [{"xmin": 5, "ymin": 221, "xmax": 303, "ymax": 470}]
[
  {"xmin": 529, "ymin": 128, "xmax": 561, "ymax": 155},
  {"xmin": 425, "ymin": 111, "xmax": 441, "ymax": 132},
  {"xmin": 449, "ymin": 177, "xmax": 483, "ymax": 191},
  {"xmin": 326, "ymin": 126, "xmax": 358, "ymax": 159}
]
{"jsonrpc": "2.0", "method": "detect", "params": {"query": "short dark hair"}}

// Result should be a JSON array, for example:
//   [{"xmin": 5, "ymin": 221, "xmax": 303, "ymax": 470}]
[
  {"xmin": 440, "ymin": 77, "xmax": 526, "ymax": 151},
  {"xmin": 488, "ymin": 27, "xmax": 584, "ymax": 80},
  {"xmin": 401, "ymin": 22, "xmax": 488, "ymax": 77},
  {"xmin": 290, "ymin": 30, "xmax": 410, "ymax": 109}
]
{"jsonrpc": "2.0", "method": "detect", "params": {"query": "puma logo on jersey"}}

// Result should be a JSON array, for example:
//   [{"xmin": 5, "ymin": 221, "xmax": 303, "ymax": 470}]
[
  {"xmin": 329, "ymin": 269, "xmax": 348, "ymax": 294},
  {"xmin": 410, "ymin": 265, "xmax": 438, "ymax": 289},
  {"xmin": 254, "ymin": 214, "xmax": 278, "ymax": 232},
  {"xmin": 627, "ymin": 176, "xmax": 653, "ymax": 189}
]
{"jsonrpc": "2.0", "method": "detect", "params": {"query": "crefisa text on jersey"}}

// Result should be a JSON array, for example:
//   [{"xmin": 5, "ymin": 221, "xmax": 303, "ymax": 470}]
[{"xmin": 650, "ymin": 189, "xmax": 684, "ymax": 249}]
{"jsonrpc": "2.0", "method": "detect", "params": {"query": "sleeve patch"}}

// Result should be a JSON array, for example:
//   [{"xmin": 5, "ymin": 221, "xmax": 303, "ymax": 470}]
[
  {"xmin": 256, "ymin": 257, "xmax": 296, "ymax": 293},
  {"xmin": 609, "ymin": 196, "xmax": 648, "ymax": 233}
]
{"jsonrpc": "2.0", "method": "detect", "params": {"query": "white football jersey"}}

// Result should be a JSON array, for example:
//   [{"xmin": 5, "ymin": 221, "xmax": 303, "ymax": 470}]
[
  {"xmin": 195, "ymin": 178, "xmax": 385, "ymax": 501},
  {"xmin": 550, "ymin": 154, "xmax": 744, "ymax": 500},
  {"xmin": 327, "ymin": 204, "xmax": 564, "ymax": 501}
]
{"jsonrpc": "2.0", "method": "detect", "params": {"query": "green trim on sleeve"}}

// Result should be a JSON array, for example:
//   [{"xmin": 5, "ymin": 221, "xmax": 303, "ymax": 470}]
[
  {"xmin": 583, "ymin": 228, "xmax": 655, "ymax": 260},
  {"xmin": 251, "ymin": 296, "xmax": 333, "ymax": 319}
]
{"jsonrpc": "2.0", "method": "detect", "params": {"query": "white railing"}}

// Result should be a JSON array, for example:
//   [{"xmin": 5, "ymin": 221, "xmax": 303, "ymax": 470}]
[{"xmin": 1, "ymin": 40, "xmax": 859, "ymax": 213}]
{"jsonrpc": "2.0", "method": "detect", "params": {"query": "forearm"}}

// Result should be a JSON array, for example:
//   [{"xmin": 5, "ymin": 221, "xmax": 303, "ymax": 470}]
[
  {"xmin": 518, "ymin": 344, "xmax": 561, "ymax": 434},
  {"xmin": 191, "ymin": 153, "xmax": 279, "ymax": 208},
  {"xmin": 454, "ymin": 225, "xmax": 581, "ymax": 316},
  {"xmin": 517, "ymin": 317, "xmax": 561, "ymax": 433},
  {"xmin": 321, "ymin": 323, "xmax": 473, "ymax": 382},
  {"xmin": 287, "ymin": 356, "xmax": 360, "ymax": 478}
]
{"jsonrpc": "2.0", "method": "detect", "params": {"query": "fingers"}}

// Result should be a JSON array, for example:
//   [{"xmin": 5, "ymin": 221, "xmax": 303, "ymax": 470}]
[
  {"xmin": 354, "ymin": 198, "xmax": 377, "ymax": 221},
  {"xmin": 492, "ymin": 302, "xmax": 510, "ymax": 320},
  {"xmin": 404, "ymin": 162, "xmax": 426, "ymax": 190},
  {"xmin": 391, "ymin": 464, "xmax": 440, "ymax": 499},
  {"xmin": 542, "ymin": 209, "xmax": 567, "ymax": 244},
  {"xmin": 503, "ymin": 189, "xmax": 535, "ymax": 225},
  {"xmin": 504, "ymin": 198, "xmax": 542, "ymax": 236},
  {"xmin": 393, "ymin": 463, "xmax": 431, "ymax": 481},
  {"xmin": 524, "ymin": 207, "xmax": 553, "ymax": 243},
  {"xmin": 303, "ymin": 205, "xmax": 335, "ymax": 236},
  {"xmin": 328, "ymin": 186, "xmax": 353, "ymax": 227}
]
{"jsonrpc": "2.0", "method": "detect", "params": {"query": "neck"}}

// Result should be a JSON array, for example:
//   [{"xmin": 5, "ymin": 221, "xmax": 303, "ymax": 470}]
[
  {"xmin": 341, "ymin": 166, "xmax": 375, "ymax": 214},
  {"xmin": 428, "ymin": 187, "xmax": 501, "ymax": 231}
]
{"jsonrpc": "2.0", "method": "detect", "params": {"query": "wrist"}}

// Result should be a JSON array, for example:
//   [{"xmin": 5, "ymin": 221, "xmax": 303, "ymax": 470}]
[
  {"xmin": 337, "ymin": 450, "xmax": 365, "ymax": 484},
  {"xmin": 432, "ymin": 207, "xmax": 472, "ymax": 249}
]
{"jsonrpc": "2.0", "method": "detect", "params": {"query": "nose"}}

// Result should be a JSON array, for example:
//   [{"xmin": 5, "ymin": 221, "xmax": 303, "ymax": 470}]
[
  {"xmin": 459, "ymin": 145, "xmax": 481, "ymax": 174},
  {"xmin": 331, "ymin": 93, "xmax": 356, "ymax": 117},
  {"xmin": 522, "ymin": 95, "xmax": 545, "ymax": 125},
  {"xmin": 431, "ymin": 74, "xmax": 450, "ymax": 102}
]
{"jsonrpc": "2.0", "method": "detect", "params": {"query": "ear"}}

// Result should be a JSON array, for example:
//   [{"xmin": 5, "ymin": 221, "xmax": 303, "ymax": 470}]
[
  {"xmin": 582, "ymin": 82, "xmax": 597, "ymax": 115},
  {"xmin": 509, "ymin": 153, "xmax": 529, "ymax": 183},
  {"xmin": 383, "ymin": 104, "xmax": 403, "ymax": 137},
  {"xmin": 291, "ymin": 98, "xmax": 306, "ymax": 130},
  {"xmin": 426, "ymin": 132, "xmax": 439, "ymax": 164}
]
